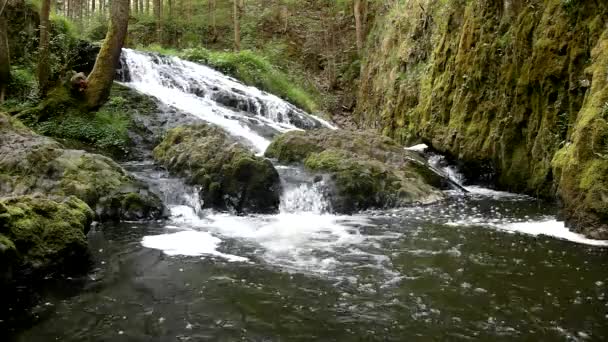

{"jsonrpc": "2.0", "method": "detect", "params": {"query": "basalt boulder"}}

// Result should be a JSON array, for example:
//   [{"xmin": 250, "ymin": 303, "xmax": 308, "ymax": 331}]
[
  {"xmin": 153, "ymin": 124, "xmax": 282, "ymax": 214},
  {"xmin": 265, "ymin": 129, "xmax": 447, "ymax": 213}
]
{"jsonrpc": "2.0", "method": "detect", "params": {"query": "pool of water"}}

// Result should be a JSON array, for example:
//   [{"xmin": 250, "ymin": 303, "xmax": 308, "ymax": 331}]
[{"xmin": 8, "ymin": 189, "xmax": 608, "ymax": 341}]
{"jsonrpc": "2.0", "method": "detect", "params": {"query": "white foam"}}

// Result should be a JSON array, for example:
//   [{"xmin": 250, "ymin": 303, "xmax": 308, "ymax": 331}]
[
  {"xmin": 405, "ymin": 144, "xmax": 428, "ymax": 152},
  {"xmin": 121, "ymin": 49, "xmax": 335, "ymax": 154},
  {"xmin": 141, "ymin": 230, "xmax": 248, "ymax": 262},
  {"xmin": 492, "ymin": 220, "xmax": 608, "ymax": 247},
  {"xmin": 447, "ymin": 217, "xmax": 608, "ymax": 247},
  {"xmin": 465, "ymin": 186, "xmax": 529, "ymax": 199}
]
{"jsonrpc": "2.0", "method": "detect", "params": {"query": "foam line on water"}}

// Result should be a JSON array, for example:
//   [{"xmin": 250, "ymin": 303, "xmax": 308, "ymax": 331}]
[{"xmin": 447, "ymin": 218, "xmax": 608, "ymax": 247}]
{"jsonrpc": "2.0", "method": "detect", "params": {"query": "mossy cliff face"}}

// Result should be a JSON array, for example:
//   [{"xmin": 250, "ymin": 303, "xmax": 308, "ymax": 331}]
[
  {"xmin": 357, "ymin": 0, "xmax": 608, "ymax": 237},
  {"xmin": 265, "ymin": 129, "xmax": 445, "ymax": 213},
  {"xmin": 0, "ymin": 113, "xmax": 165, "ymax": 221},
  {"xmin": 0, "ymin": 196, "xmax": 93, "ymax": 284},
  {"xmin": 154, "ymin": 124, "xmax": 282, "ymax": 214}
]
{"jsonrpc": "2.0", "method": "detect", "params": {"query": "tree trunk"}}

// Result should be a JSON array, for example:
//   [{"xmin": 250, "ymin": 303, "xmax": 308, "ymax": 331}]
[
  {"xmin": 208, "ymin": 0, "xmax": 217, "ymax": 43},
  {"xmin": 0, "ymin": 2, "xmax": 10, "ymax": 103},
  {"xmin": 233, "ymin": 0, "xmax": 242, "ymax": 51},
  {"xmin": 154, "ymin": 0, "xmax": 161, "ymax": 43},
  {"xmin": 91, "ymin": 0, "xmax": 95, "ymax": 15},
  {"xmin": 85, "ymin": 0, "xmax": 130, "ymax": 109},
  {"xmin": 38, "ymin": 0, "xmax": 52, "ymax": 96},
  {"xmin": 354, "ymin": 0, "xmax": 364, "ymax": 53}
]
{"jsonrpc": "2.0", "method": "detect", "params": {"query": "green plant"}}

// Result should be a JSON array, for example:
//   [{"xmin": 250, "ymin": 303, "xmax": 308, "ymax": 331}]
[{"xmin": 35, "ymin": 109, "xmax": 130, "ymax": 154}]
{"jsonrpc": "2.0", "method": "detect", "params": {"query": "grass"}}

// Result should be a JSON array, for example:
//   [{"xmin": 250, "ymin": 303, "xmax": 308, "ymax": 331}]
[{"xmin": 139, "ymin": 44, "xmax": 319, "ymax": 113}]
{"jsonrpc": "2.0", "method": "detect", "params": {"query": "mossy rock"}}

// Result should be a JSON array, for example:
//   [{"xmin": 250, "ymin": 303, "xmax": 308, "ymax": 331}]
[
  {"xmin": 266, "ymin": 129, "xmax": 445, "ymax": 212},
  {"xmin": 154, "ymin": 124, "xmax": 282, "ymax": 214},
  {"xmin": 356, "ymin": 0, "xmax": 608, "ymax": 237},
  {"xmin": 0, "ymin": 195, "xmax": 94, "ymax": 284},
  {"xmin": 0, "ymin": 112, "xmax": 166, "ymax": 222}
]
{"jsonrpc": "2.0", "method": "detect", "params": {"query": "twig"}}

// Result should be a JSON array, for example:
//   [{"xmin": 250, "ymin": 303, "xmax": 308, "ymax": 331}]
[{"xmin": 0, "ymin": 0, "xmax": 7, "ymax": 17}]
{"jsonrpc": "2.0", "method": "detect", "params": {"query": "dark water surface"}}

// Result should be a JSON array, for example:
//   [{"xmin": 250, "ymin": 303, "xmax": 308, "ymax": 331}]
[{"xmin": 8, "ymin": 191, "xmax": 608, "ymax": 341}]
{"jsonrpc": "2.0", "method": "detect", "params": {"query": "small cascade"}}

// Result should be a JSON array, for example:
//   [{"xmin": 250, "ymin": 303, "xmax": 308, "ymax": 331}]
[
  {"xmin": 279, "ymin": 182, "xmax": 330, "ymax": 214},
  {"xmin": 428, "ymin": 154, "xmax": 466, "ymax": 186},
  {"xmin": 119, "ymin": 49, "xmax": 335, "ymax": 154}
]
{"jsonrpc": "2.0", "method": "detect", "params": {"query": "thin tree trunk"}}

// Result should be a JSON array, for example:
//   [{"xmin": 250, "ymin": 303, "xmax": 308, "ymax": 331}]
[
  {"xmin": 38, "ymin": 0, "xmax": 52, "ymax": 96},
  {"xmin": 85, "ymin": 0, "xmax": 130, "ymax": 108},
  {"xmin": 208, "ymin": 0, "xmax": 216, "ymax": 43},
  {"xmin": 233, "ymin": 0, "xmax": 242, "ymax": 51},
  {"xmin": 91, "ymin": 0, "xmax": 95, "ymax": 15},
  {"xmin": 154, "ymin": 0, "xmax": 161, "ymax": 43},
  {"xmin": 145, "ymin": 0, "xmax": 149, "ymax": 14},
  {"xmin": 0, "ymin": 1, "xmax": 10, "ymax": 103},
  {"xmin": 354, "ymin": 0, "xmax": 364, "ymax": 53}
]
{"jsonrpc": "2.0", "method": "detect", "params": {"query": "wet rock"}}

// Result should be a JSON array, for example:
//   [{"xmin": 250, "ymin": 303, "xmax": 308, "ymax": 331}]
[
  {"xmin": 266, "ymin": 129, "xmax": 446, "ymax": 213},
  {"xmin": 0, "ymin": 113, "xmax": 166, "ymax": 222},
  {"xmin": 154, "ymin": 124, "xmax": 282, "ymax": 214},
  {"xmin": 0, "ymin": 195, "xmax": 94, "ymax": 284}
]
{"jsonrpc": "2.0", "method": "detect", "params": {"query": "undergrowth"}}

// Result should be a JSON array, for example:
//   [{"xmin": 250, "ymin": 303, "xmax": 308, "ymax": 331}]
[{"xmin": 34, "ymin": 96, "xmax": 131, "ymax": 155}]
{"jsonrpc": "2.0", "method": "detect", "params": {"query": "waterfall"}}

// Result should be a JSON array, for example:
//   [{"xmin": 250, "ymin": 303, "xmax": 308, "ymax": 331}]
[
  {"xmin": 119, "ymin": 49, "xmax": 335, "ymax": 154},
  {"xmin": 119, "ymin": 49, "xmax": 337, "ymax": 217}
]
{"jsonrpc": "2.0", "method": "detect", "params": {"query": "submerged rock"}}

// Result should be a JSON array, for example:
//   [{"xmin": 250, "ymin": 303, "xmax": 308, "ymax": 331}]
[
  {"xmin": 154, "ymin": 124, "xmax": 282, "ymax": 214},
  {"xmin": 0, "ymin": 195, "xmax": 94, "ymax": 284},
  {"xmin": 0, "ymin": 113, "xmax": 166, "ymax": 221},
  {"xmin": 265, "ymin": 129, "xmax": 446, "ymax": 213}
]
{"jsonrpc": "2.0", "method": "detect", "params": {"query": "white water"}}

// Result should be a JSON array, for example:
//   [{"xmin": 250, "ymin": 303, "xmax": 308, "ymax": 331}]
[
  {"xmin": 131, "ymin": 50, "xmax": 606, "ymax": 270},
  {"xmin": 121, "ymin": 49, "xmax": 334, "ymax": 153},
  {"xmin": 425, "ymin": 152, "xmax": 608, "ymax": 246}
]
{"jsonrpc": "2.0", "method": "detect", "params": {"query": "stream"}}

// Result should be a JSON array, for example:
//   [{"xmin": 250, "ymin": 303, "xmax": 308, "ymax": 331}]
[{"xmin": 8, "ymin": 50, "xmax": 608, "ymax": 341}]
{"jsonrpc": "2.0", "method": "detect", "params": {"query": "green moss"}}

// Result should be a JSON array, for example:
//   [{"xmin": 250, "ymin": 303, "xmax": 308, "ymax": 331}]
[
  {"xmin": 0, "ymin": 196, "xmax": 93, "ymax": 272},
  {"xmin": 357, "ymin": 0, "xmax": 608, "ymax": 237},
  {"xmin": 265, "ymin": 131, "xmax": 325, "ymax": 163},
  {"xmin": 267, "ymin": 129, "xmax": 444, "ymax": 212},
  {"xmin": 154, "ymin": 124, "xmax": 281, "ymax": 213}
]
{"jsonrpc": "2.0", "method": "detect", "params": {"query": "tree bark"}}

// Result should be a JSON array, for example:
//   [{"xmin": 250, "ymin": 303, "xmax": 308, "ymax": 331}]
[
  {"xmin": 85, "ymin": 0, "xmax": 130, "ymax": 108},
  {"xmin": 154, "ymin": 0, "xmax": 161, "ymax": 43},
  {"xmin": 0, "ymin": 1, "xmax": 10, "ymax": 103},
  {"xmin": 233, "ymin": 0, "xmax": 242, "ymax": 51},
  {"xmin": 38, "ymin": 0, "xmax": 52, "ymax": 96},
  {"xmin": 208, "ymin": 0, "xmax": 217, "ymax": 43},
  {"xmin": 354, "ymin": 0, "xmax": 364, "ymax": 53}
]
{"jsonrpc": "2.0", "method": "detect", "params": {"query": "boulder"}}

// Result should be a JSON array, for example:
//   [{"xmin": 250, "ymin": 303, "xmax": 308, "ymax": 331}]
[
  {"xmin": 265, "ymin": 129, "xmax": 446, "ymax": 213},
  {"xmin": 0, "ymin": 113, "xmax": 166, "ymax": 221},
  {"xmin": 0, "ymin": 195, "xmax": 94, "ymax": 283},
  {"xmin": 154, "ymin": 124, "xmax": 282, "ymax": 214}
]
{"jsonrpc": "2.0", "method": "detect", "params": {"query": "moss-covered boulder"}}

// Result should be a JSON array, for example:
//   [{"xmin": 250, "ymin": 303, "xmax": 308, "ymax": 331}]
[
  {"xmin": 154, "ymin": 124, "xmax": 282, "ymax": 214},
  {"xmin": 0, "ymin": 195, "xmax": 94, "ymax": 284},
  {"xmin": 265, "ymin": 129, "xmax": 445, "ymax": 213},
  {"xmin": 0, "ymin": 112, "xmax": 166, "ymax": 221}
]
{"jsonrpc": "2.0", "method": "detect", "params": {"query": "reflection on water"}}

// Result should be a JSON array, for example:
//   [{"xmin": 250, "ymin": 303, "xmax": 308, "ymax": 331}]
[{"xmin": 9, "ymin": 189, "xmax": 608, "ymax": 341}]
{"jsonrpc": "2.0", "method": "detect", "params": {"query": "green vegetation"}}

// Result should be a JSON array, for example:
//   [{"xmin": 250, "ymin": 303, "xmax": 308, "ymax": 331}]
[
  {"xmin": 35, "ymin": 95, "xmax": 130, "ymax": 155},
  {"xmin": 154, "ymin": 124, "xmax": 282, "ymax": 214},
  {"xmin": 265, "ymin": 129, "xmax": 444, "ymax": 212}
]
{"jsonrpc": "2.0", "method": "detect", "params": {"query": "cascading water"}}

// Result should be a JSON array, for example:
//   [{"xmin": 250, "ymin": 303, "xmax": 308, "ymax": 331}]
[
  {"xmin": 13, "ymin": 50, "xmax": 608, "ymax": 341},
  {"xmin": 119, "ymin": 49, "xmax": 335, "ymax": 154}
]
